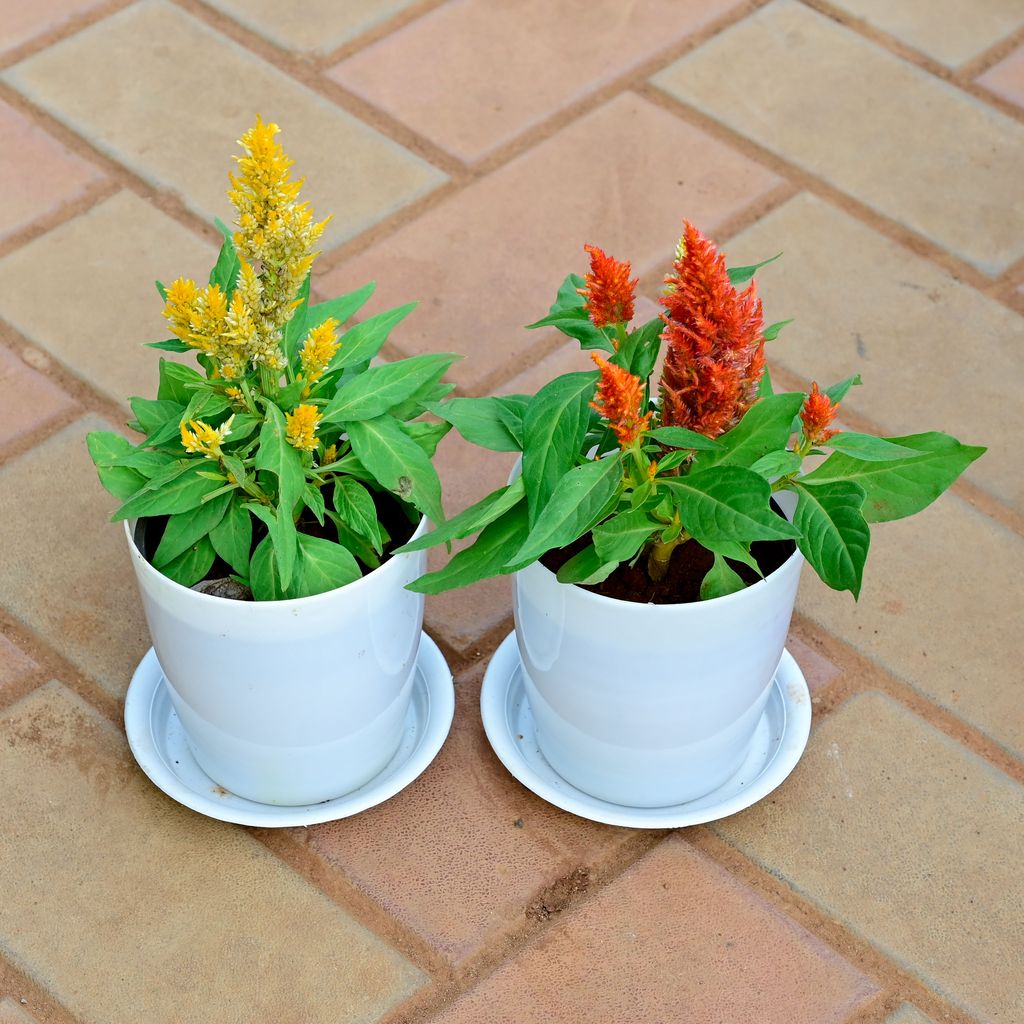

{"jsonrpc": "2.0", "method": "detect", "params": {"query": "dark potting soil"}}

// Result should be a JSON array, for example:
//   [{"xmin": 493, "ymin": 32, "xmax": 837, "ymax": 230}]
[
  {"xmin": 540, "ymin": 504, "xmax": 796, "ymax": 605},
  {"xmin": 135, "ymin": 486, "xmax": 418, "ymax": 596}
]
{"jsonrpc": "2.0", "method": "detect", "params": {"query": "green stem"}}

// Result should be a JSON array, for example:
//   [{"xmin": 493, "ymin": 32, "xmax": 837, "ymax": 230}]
[{"xmin": 646, "ymin": 531, "xmax": 690, "ymax": 582}]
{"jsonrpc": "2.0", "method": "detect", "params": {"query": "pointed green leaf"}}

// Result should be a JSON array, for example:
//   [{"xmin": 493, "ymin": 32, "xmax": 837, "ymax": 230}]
[
  {"xmin": 749, "ymin": 449, "xmax": 802, "ymax": 481},
  {"xmin": 522, "ymin": 371, "xmax": 599, "ymax": 524},
  {"xmin": 648, "ymin": 426, "xmax": 723, "ymax": 451},
  {"xmin": 306, "ymin": 281, "xmax": 375, "ymax": 332},
  {"xmin": 129, "ymin": 397, "xmax": 185, "ymax": 436},
  {"xmin": 146, "ymin": 338, "xmax": 192, "ymax": 353},
  {"xmin": 660, "ymin": 467, "xmax": 801, "ymax": 545},
  {"xmin": 762, "ymin": 319, "xmax": 793, "ymax": 342},
  {"xmin": 555, "ymin": 543, "xmax": 619, "ymax": 585},
  {"xmin": 303, "ymin": 483, "xmax": 326, "ymax": 525},
  {"xmin": 209, "ymin": 498, "xmax": 253, "ymax": 576},
  {"xmin": 825, "ymin": 432, "xmax": 922, "ymax": 462},
  {"xmin": 727, "ymin": 252, "xmax": 781, "ymax": 285},
  {"xmin": 591, "ymin": 506, "xmax": 660, "ymax": 564},
  {"xmin": 247, "ymin": 501, "xmax": 298, "ymax": 590},
  {"xmin": 159, "ymin": 536, "xmax": 216, "ymax": 588},
  {"xmin": 792, "ymin": 480, "xmax": 870, "ymax": 597},
  {"xmin": 332, "ymin": 477, "xmax": 384, "ymax": 552},
  {"xmin": 400, "ymin": 419, "xmax": 450, "ymax": 458},
  {"xmin": 406, "ymin": 503, "xmax": 529, "ymax": 595},
  {"xmin": 153, "ymin": 492, "xmax": 232, "ymax": 567},
  {"xmin": 112, "ymin": 463, "xmax": 223, "ymax": 521},
  {"xmin": 249, "ymin": 534, "xmax": 298, "ymax": 601},
  {"xmin": 255, "ymin": 403, "xmax": 305, "ymax": 514},
  {"xmin": 826, "ymin": 373, "xmax": 862, "ymax": 404},
  {"xmin": 294, "ymin": 534, "xmax": 361, "ymax": 597},
  {"xmin": 323, "ymin": 354, "xmax": 457, "ymax": 423},
  {"xmin": 700, "ymin": 554, "xmax": 747, "ymax": 600},
  {"xmin": 88, "ymin": 431, "xmax": 149, "ymax": 500},
  {"xmin": 328, "ymin": 303, "xmax": 417, "ymax": 371},
  {"xmin": 345, "ymin": 414, "xmax": 443, "ymax": 525},
  {"xmin": 611, "ymin": 317, "xmax": 662, "ymax": 379},
  {"xmin": 698, "ymin": 393, "xmax": 804, "ymax": 469},
  {"xmin": 758, "ymin": 366, "xmax": 774, "ymax": 399},
  {"xmin": 208, "ymin": 230, "xmax": 240, "ymax": 295},
  {"xmin": 427, "ymin": 396, "xmax": 523, "ymax": 452},
  {"xmin": 282, "ymin": 273, "xmax": 310, "ymax": 368},
  {"xmin": 157, "ymin": 360, "xmax": 204, "ymax": 404},
  {"xmin": 512, "ymin": 453, "xmax": 622, "ymax": 565}
]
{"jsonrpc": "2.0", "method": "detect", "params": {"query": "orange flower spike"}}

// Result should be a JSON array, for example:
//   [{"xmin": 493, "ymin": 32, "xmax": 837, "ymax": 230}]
[
  {"xmin": 800, "ymin": 382, "xmax": 840, "ymax": 445},
  {"xmin": 578, "ymin": 244, "xmax": 638, "ymax": 329},
  {"xmin": 590, "ymin": 353, "xmax": 651, "ymax": 448}
]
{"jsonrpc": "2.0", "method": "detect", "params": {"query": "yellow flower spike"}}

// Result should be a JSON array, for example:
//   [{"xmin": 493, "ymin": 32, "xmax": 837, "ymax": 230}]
[
  {"xmin": 285, "ymin": 404, "xmax": 321, "ymax": 452},
  {"xmin": 299, "ymin": 317, "xmax": 340, "ymax": 383},
  {"xmin": 322, "ymin": 443, "xmax": 337, "ymax": 466},
  {"xmin": 180, "ymin": 415, "xmax": 234, "ymax": 458}
]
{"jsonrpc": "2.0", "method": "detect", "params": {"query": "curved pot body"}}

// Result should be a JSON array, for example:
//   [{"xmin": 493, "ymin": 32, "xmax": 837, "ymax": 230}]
[
  {"xmin": 126, "ymin": 519, "xmax": 427, "ymax": 805},
  {"xmin": 513, "ymin": 492, "xmax": 803, "ymax": 807}
]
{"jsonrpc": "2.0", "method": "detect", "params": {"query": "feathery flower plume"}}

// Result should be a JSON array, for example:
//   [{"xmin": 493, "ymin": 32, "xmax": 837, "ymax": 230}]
[
  {"xmin": 285, "ymin": 404, "xmax": 322, "ymax": 452},
  {"xmin": 590, "ymin": 353, "xmax": 651, "ymax": 448},
  {"xmin": 578, "ymin": 244, "xmax": 638, "ymax": 329},
  {"xmin": 299, "ymin": 318, "xmax": 341, "ymax": 383},
  {"xmin": 658, "ymin": 221, "xmax": 765, "ymax": 439},
  {"xmin": 180, "ymin": 415, "xmax": 234, "ymax": 458},
  {"xmin": 800, "ymin": 382, "xmax": 840, "ymax": 445}
]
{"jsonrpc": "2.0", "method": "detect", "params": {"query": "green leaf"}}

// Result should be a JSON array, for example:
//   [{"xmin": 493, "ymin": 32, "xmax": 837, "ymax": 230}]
[
  {"xmin": 700, "ymin": 555, "xmax": 747, "ymax": 600},
  {"xmin": 400, "ymin": 419, "xmax": 450, "ymax": 458},
  {"xmin": 826, "ymin": 373, "xmax": 862, "ymax": 405},
  {"xmin": 157, "ymin": 360, "xmax": 204, "ymax": 404},
  {"xmin": 282, "ymin": 273, "xmax": 310, "ymax": 369},
  {"xmin": 328, "ymin": 303, "xmax": 417, "ymax": 371},
  {"xmin": 522, "ymin": 371, "xmax": 599, "ymax": 525},
  {"xmin": 826, "ymin": 432, "xmax": 921, "ymax": 462},
  {"xmin": 303, "ymin": 483, "xmax": 326, "ymax": 525},
  {"xmin": 406, "ymin": 503, "xmax": 529, "ymax": 595},
  {"xmin": 322, "ymin": 354, "xmax": 457, "ymax": 423},
  {"xmin": 255, "ymin": 403, "xmax": 305, "ymax": 515},
  {"xmin": 307, "ymin": 281, "xmax": 376, "ymax": 332},
  {"xmin": 397, "ymin": 478, "xmax": 526, "ymax": 553},
  {"xmin": 495, "ymin": 395, "xmax": 529, "ymax": 448},
  {"xmin": 648, "ymin": 426, "xmax": 723, "ymax": 451},
  {"xmin": 698, "ymin": 393, "xmax": 804, "ymax": 469},
  {"xmin": 145, "ymin": 338, "xmax": 192, "ymax": 353},
  {"xmin": 800, "ymin": 432, "xmax": 984, "ymax": 522},
  {"xmin": 698, "ymin": 537, "xmax": 762, "ymax": 575},
  {"xmin": 129, "ymin": 397, "xmax": 185, "ymax": 436},
  {"xmin": 332, "ymin": 477, "xmax": 384, "ymax": 552},
  {"xmin": 247, "ymin": 502, "xmax": 298, "ymax": 590},
  {"xmin": 155, "ymin": 280, "xmax": 168, "ymax": 301},
  {"xmin": 758, "ymin": 367, "xmax": 774, "ymax": 398},
  {"xmin": 727, "ymin": 252, "xmax": 781, "ymax": 285},
  {"xmin": 611, "ymin": 317, "xmax": 662, "ymax": 380},
  {"xmin": 792, "ymin": 480, "xmax": 870, "ymax": 597},
  {"xmin": 294, "ymin": 534, "xmax": 361, "ymax": 597},
  {"xmin": 660, "ymin": 466, "xmax": 801, "ymax": 545},
  {"xmin": 591, "ymin": 506, "xmax": 660, "ymax": 564},
  {"xmin": 555, "ymin": 543, "xmax": 619, "ymax": 585},
  {"xmin": 112, "ymin": 463, "xmax": 223, "ymax": 521},
  {"xmin": 526, "ymin": 272, "xmax": 614, "ymax": 351},
  {"xmin": 181, "ymin": 388, "xmax": 230, "ymax": 427},
  {"xmin": 749, "ymin": 449, "xmax": 802, "ymax": 481},
  {"xmin": 208, "ymin": 230, "xmax": 240, "ymax": 295},
  {"xmin": 346, "ymin": 414, "xmax": 443, "ymax": 525},
  {"xmin": 158, "ymin": 536, "xmax": 216, "ymax": 589},
  {"xmin": 249, "ymin": 535, "xmax": 297, "ymax": 601},
  {"xmin": 88, "ymin": 431, "xmax": 148, "ymax": 500},
  {"xmin": 512, "ymin": 453, "xmax": 622, "ymax": 566},
  {"xmin": 762, "ymin": 319, "xmax": 793, "ymax": 342},
  {"xmin": 427, "ymin": 396, "xmax": 523, "ymax": 452},
  {"xmin": 209, "ymin": 498, "xmax": 253, "ymax": 576},
  {"xmin": 153, "ymin": 491, "xmax": 232, "ymax": 568}
]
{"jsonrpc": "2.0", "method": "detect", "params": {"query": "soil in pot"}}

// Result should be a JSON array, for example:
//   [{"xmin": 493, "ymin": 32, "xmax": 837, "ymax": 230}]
[
  {"xmin": 135, "ymin": 487, "xmax": 418, "ymax": 598},
  {"xmin": 541, "ymin": 503, "xmax": 796, "ymax": 605}
]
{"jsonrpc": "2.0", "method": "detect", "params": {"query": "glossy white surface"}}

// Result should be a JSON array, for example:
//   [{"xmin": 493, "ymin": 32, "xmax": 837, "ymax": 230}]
[
  {"xmin": 125, "ymin": 516, "xmax": 428, "ymax": 805},
  {"xmin": 512, "ymin": 492, "xmax": 804, "ymax": 806},
  {"xmin": 481, "ymin": 632, "xmax": 811, "ymax": 828},
  {"xmin": 124, "ymin": 634, "xmax": 455, "ymax": 826}
]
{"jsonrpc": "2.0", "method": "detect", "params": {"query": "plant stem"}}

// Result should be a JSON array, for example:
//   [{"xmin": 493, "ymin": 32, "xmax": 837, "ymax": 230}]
[{"xmin": 646, "ymin": 532, "xmax": 689, "ymax": 582}]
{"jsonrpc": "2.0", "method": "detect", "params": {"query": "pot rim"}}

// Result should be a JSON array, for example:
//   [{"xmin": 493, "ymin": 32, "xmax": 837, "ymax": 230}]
[{"xmin": 124, "ymin": 513, "xmax": 428, "ymax": 608}]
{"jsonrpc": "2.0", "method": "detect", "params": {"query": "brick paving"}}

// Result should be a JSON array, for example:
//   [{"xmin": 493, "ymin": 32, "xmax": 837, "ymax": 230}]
[{"xmin": 0, "ymin": 1, "xmax": 1020, "ymax": 1021}]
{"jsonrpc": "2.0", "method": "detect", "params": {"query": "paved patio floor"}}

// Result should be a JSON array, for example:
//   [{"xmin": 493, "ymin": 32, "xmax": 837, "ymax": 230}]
[{"xmin": 0, "ymin": 1, "xmax": 1022, "ymax": 1021}]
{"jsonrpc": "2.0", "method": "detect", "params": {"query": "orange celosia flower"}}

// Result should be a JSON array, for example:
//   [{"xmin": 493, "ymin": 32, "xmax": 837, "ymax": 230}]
[
  {"xmin": 800, "ymin": 382, "xmax": 840, "ymax": 445},
  {"xmin": 577, "ymin": 244, "xmax": 638, "ymax": 329},
  {"xmin": 590, "ymin": 353, "xmax": 651, "ymax": 448},
  {"xmin": 658, "ymin": 221, "xmax": 765, "ymax": 439}
]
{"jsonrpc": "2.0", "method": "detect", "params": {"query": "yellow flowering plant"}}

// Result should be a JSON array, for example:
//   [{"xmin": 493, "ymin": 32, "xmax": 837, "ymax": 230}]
[{"xmin": 87, "ymin": 117, "xmax": 455, "ymax": 600}]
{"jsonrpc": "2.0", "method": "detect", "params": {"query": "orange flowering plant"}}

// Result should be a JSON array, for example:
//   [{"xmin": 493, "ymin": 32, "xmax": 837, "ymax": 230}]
[
  {"xmin": 87, "ymin": 117, "xmax": 454, "ymax": 600},
  {"xmin": 403, "ymin": 222, "xmax": 983, "ymax": 600}
]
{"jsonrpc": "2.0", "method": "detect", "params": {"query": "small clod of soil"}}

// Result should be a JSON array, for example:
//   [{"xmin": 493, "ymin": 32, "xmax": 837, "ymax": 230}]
[{"xmin": 526, "ymin": 866, "xmax": 591, "ymax": 921}]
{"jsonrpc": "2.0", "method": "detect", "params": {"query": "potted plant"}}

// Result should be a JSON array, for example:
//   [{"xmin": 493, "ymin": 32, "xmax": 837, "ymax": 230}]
[
  {"xmin": 88, "ymin": 117, "xmax": 456, "ymax": 807},
  {"xmin": 401, "ymin": 222, "xmax": 984, "ymax": 808}
]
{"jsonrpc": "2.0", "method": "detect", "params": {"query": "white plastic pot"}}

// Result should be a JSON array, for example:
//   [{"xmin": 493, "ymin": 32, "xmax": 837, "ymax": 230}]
[
  {"xmin": 513, "ymin": 491, "xmax": 803, "ymax": 807},
  {"xmin": 125, "ymin": 517, "xmax": 427, "ymax": 805}
]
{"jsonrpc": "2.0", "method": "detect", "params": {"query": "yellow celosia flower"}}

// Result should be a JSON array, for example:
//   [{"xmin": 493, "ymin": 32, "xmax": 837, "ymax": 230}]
[
  {"xmin": 321, "ymin": 443, "xmax": 337, "ymax": 465},
  {"xmin": 299, "ymin": 318, "xmax": 340, "ymax": 383},
  {"xmin": 180, "ymin": 415, "xmax": 234, "ymax": 458},
  {"xmin": 285, "ymin": 404, "xmax": 321, "ymax": 452}
]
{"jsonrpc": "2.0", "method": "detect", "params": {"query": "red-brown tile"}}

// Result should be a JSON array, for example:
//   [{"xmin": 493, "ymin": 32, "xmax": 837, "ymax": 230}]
[
  {"xmin": 0, "ymin": 101, "xmax": 101, "ymax": 240},
  {"xmin": 0, "ymin": 0, "xmax": 106, "ymax": 53},
  {"xmin": 318, "ymin": 94, "xmax": 780, "ymax": 394},
  {"xmin": 304, "ymin": 667, "xmax": 640, "ymax": 963},
  {"xmin": 328, "ymin": 0, "xmax": 742, "ymax": 162},
  {"xmin": 786, "ymin": 635, "xmax": 841, "ymax": 694},
  {"xmin": 433, "ymin": 836, "xmax": 878, "ymax": 1023},
  {"xmin": 0, "ymin": 345, "xmax": 76, "ymax": 447},
  {"xmin": 977, "ymin": 44, "xmax": 1024, "ymax": 108}
]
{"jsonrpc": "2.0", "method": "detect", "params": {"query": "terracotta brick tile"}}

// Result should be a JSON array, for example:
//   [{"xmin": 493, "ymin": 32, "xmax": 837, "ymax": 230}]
[
  {"xmin": 304, "ymin": 666, "xmax": 638, "ymax": 963},
  {"xmin": 0, "ymin": 345, "xmax": 75, "ymax": 447},
  {"xmin": 826, "ymin": 0, "xmax": 1023, "ymax": 67},
  {"xmin": 206, "ymin": 0, "xmax": 416, "ymax": 54},
  {"xmin": 0, "ymin": 683, "xmax": 424, "ymax": 1023},
  {"xmin": 977, "ymin": 44, "xmax": 1024, "ymax": 108},
  {"xmin": 0, "ymin": 417, "xmax": 148, "ymax": 698},
  {"xmin": 885, "ymin": 1006, "xmax": 936, "ymax": 1024},
  {"xmin": 0, "ymin": 192, "xmax": 213, "ymax": 408},
  {"xmin": 653, "ymin": 0, "xmax": 1024, "ymax": 275},
  {"xmin": 785, "ymin": 635, "xmax": 841, "ymax": 694},
  {"xmin": 328, "ymin": 0, "xmax": 743, "ymax": 162},
  {"xmin": 0, "ymin": 101, "xmax": 101, "ymax": 241},
  {"xmin": 0, "ymin": 1000, "xmax": 37, "ymax": 1024},
  {"xmin": 3, "ymin": 1, "xmax": 444, "ymax": 250},
  {"xmin": 0, "ymin": 635, "xmax": 38, "ymax": 695},
  {"xmin": 727, "ymin": 194, "xmax": 1022, "ymax": 510},
  {"xmin": 433, "ymin": 836, "xmax": 877, "ymax": 1023},
  {"xmin": 0, "ymin": 0, "xmax": 105, "ymax": 54},
  {"xmin": 320, "ymin": 93, "xmax": 780, "ymax": 393},
  {"xmin": 716, "ymin": 692, "xmax": 1024, "ymax": 1022}
]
